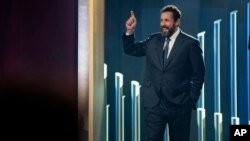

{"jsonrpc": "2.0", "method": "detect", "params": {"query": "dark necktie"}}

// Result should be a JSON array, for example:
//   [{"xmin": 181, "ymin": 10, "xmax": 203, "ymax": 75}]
[{"xmin": 163, "ymin": 37, "xmax": 170, "ymax": 66}]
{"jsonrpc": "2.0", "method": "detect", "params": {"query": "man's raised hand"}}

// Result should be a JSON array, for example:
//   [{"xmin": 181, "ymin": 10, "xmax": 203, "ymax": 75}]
[{"xmin": 125, "ymin": 11, "xmax": 137, "ymax": 35}]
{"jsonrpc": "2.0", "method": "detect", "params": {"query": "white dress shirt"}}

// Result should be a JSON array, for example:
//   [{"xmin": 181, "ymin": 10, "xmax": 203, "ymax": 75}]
[{"xmin": 165, "ymin": 27, "xmax": 180, "ymax": 58}]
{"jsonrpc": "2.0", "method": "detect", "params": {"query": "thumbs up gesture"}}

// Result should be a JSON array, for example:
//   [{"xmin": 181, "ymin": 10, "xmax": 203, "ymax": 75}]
[{"xmin": 125, "ymin": 11, "xmax": 137, "ymax": 35}]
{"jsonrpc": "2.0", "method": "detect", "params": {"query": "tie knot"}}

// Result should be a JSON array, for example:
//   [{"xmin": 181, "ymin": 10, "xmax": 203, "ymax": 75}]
[{"xmin": 165, "ymin": 37, "xmax": 170, "ymax": 42}]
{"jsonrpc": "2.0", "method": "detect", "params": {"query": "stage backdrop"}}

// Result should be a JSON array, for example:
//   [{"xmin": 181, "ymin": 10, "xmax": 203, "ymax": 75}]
[{"xmin": 104, "ymin": 0, "xmax": 249, "ymax": 141}]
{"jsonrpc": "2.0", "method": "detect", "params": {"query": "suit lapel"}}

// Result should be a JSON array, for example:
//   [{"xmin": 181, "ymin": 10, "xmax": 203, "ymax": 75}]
[{"xmin": 164, "ymin": 32, "xmax": 184, "ymax": 70}]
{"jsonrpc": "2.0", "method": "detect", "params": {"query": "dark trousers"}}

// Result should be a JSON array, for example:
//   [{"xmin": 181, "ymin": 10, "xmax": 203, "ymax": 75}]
[{"xmin": 144, "ymin": 99, "xmax": 193, "ymax": 141}]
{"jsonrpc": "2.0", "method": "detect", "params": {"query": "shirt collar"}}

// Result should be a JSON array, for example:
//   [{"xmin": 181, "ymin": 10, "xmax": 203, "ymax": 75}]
[{"xmin": 169, "ymin": 27, "xmax": 180, "ymax": 41}]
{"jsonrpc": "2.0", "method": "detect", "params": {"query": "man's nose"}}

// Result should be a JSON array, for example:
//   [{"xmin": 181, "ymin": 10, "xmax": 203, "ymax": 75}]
[{"xmin": 161, "ymin": 22, "xmax": 167, "ymax": 25}]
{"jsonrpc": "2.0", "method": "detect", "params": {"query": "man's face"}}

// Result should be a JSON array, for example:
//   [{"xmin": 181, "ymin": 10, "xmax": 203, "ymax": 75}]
[{"xmin": 160, "ymin": 11, "xmax": 180, "ymax": 37}]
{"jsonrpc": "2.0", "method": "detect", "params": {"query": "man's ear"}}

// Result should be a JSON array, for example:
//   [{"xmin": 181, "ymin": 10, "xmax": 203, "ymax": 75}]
[{"xmin": 175, "ymin": 19, "xmax": 180, "ymax": 27}]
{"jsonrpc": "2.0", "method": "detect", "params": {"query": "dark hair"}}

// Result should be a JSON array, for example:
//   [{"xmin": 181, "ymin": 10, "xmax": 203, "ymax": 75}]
[{"xmin": 160, "ymin": 5, "xmax": 181, "ymax": 21}]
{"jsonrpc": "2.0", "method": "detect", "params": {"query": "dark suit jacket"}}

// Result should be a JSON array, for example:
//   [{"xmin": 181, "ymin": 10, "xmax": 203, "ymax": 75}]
[{"xmin": 122, "ymin": 31, "xmax": 205, "ymax": 108}]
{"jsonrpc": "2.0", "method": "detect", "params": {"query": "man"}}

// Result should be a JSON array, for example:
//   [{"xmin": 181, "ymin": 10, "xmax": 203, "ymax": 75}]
[{"xmin": 122, "ymin": 5, "xmax": 205, "ymax": 141}]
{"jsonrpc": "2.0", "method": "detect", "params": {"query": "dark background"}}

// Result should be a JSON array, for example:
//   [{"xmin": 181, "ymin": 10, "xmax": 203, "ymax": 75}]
[
  {"xmin": 0, "ymin": 0, "xmax": 77, "ymax": 140},
  {"xmin": 105, "ymin": 0, "xmax": 249, "ymax": 141}
]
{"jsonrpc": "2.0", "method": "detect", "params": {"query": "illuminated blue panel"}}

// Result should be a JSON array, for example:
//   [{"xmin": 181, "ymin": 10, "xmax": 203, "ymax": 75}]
[
  {"xmin": 230, "ymin": 11, "xmax": 238, "ymax": 119},
  {"xmin": 115, "ymin": 72, "xmax": 123, "ymax": 141},
  {"xmin": 197, "ymin": 31, "xmax": 206, "ymax": 109},
  {"xmin": 131, "ymin": 81, "xmax": 140, "ymax": 141},
  {"xmin": 106, "ymin": 105, "xmax": 110, "ymax": 141},
  {"xmin": 214, "ymin": 20, "xmax": 222, "ymax": 113},
  {"xmin": 131, "ymin": 83, "xmax": 135, "ymax": 141},
  {"xmin": 213, "ymin": 19, "xmax": 224, "ymax": 141},
  {"xmin": 197, "ymin": 32, "xmax": 206, "ymax": 141},
  {"xmin": 247, "ymin": 2, "xmax": 250, "ymax": 124}
]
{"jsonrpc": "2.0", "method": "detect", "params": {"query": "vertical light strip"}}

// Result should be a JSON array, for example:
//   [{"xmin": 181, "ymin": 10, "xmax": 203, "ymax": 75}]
[
  {"xmin": 104, "ymin": 64, "xmax": 108, "ymax": 141},
  {"xmin": 131, "ymin": 83, "xmax": 135, "ymax": 141},
  {"xmin": 106, "ymin": 105, "xmax": 110, "ymax": 141},
  {"xmin": 104, "ymin": 64, "xmax": 107, "ymax": 80},
  {"xmin": 88, "ymin": 0, "xmax": 105, "ymax": 139},
  {"xmin": 214, "ymin": 19, "xmax": 223, "ymax": 141},
  {"xmin": 136, "ymin": 85, "xmax": 141, "ymax": 141},
  {"xmin": 131, "ymin": 81, "xmax": 140, "ymax": 141},
  {"xmin": 247, "ymin": 2, "xmax": 250, "ymax": 125},
  {"xmin": 115, "ymin": 72, "xmax": 123, "ymax": 141},
  {"xmin": 197, "ymin": 108, "xmax": 206, "ymax": 141},
  {"xmin": 230, "ymin": 10, "xmax": 240, "ymax": 125},
  {"xmin": 214, "ymin": 113, "xmax": 223, "ymax": 141},
  {"xmin": 122, "ymin": 96, "xmax": 126, "ymax": 141},
  {"xmin": 197, "ymin": 31, "xmax": 206, "ymax": 108},
  {"xmin": 131, "ymin": 81, "xmax": 137, "ymax": 141},
  {"xmin": 78, "ymin": 0, "xmax": 89, "ymax": 139},
  {"xmin": 164, "ymin": 124, "xmax": 170, "ymax": 141},
  {"xmin": 197, "ymin": 31, "xmax": 206, "ymax": 141},
  {"xmin": 104, "ymin": 64, "xmax": 108, "ymax": 111},
  {"xmin": 214, "ymin": 19, "xmax": 222, "ymax": 113},
  {"xmin": 87, "ymin": 0, "xmax": 105, "ymax": 140},
  {"xmin": 88, "ymin": 0, "xmax": 94, "ymax": 140}
]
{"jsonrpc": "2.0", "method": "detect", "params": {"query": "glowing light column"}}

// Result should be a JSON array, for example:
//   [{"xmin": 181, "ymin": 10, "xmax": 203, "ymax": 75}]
[
  {"xmin": 106, "ymin": 104, "xmax": 110, "ymax": 141},
  {"xmin": 247, "ymin": 2, "xmax": 250, "ymax": 125},
  {"xmin": 104, "ymin": 64, "xmax": 109, "ymax": 141},
  {"xmin": 115, "ymin": 72, "xmax": 125, "ymax": 141},
  {"xmin": 230, "ymin": 10, "xmax": 240, "ymax": 125},
  {"xmin": 213, "ymin": 19, "xmax": 223, "ymax": 141},
  {"xmin": 164, "ymin": 125, "xmax": 170, "ymax": 141},
  {"xmin": 197, "ymin": 31, "xmax": 206, "ymax": 141},
  {"xmin": 131, "ymin": 81, "xmax": 141, "ymax": 141}
]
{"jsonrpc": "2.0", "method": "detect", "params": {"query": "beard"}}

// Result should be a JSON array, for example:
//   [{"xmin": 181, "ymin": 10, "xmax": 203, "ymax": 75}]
[{"xmin": 161, "ymin": 26, "xmax": 175, "ymax": 38}]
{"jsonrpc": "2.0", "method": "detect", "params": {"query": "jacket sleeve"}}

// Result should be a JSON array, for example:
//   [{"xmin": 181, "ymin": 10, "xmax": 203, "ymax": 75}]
[
  {"xmin": 189, "ymin": 40, "xmax": 205, "ymax": 101},
  {"xmin": 122, "ymin": 33, "xmax": 150, "ymax": 57}
]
